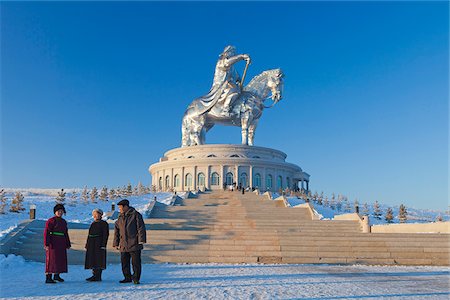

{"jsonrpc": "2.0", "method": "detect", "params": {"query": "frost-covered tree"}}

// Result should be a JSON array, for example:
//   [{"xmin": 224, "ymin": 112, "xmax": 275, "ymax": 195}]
[
  {"xmin": 323, "ymin": 196, "xmax": 329, "ymax": 207},
  {"xmin": 90, "ymin": 187, "xmax": 98, "ymax": 203},
  {"xmin": 10, "ymin": 192, "xmax": 25, "ymax": 212},
  {"xmin": 373, "ymin": 201, "xmax": 382, "ymax": 220},
  {"xmin": 55, "ymin": 189, "xmax": 66, "ymax": 204},
  {"xmin": 81, "ymin": 186, "xmax": 89, "ymax": 204},
  {"xmin": 108, "ymin": 188, "xmax": 116, "ymax": 200},
  {"xmin": 317, "ymin": 193, "xmax": 323, "ymax": 205},
  {"xmin": 330, "ymin": 193, "xmax": 336, "ymax": 210},
  {"xmin": 312, "ymin": 191, "xmax": 319, "ymax": 203},
  {"xmin": 436, "ymin": 214, "xmax": 443, "ymax": 222},
  {"xmin": 99, "ymin": 186, "xmax": 108, "ymax": 201},
  {"xmin": 362, "ymin": 203, "xmax": 370, "ymax": 215},
  {"xmin": 126, "ymin": 183, "xmax": 133, "ymax": 196},
  {"xmin": 398, "ymin": 204, "xmax": 407, "ymax": 223},
  {"xmin": 116, "ymin": 186, "xmax": 123, "ymax": 199},
  {"xmin": 385, "ymin": 207, "xmax": 394, "ymax": 223},
  {"xmin": 343, "ymin": 198, "xmax": 351, "ymax": 213},
  {"xmin": 137, "ymin": 182, "xmax": 146, "ymax": 195},
  {"xmin": 336, "ymin": 194, "xmax": 342, "ymax": 212},
  {"xmin": 69, "ymin": 190, "xmax": 78, "ymax": 206},
  {"xmin": 0, "ymin": 189, "xmax": 7, "ymax": 214}
]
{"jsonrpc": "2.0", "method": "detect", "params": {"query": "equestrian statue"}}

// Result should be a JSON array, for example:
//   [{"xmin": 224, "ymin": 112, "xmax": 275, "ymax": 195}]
[{"xmin": 181, "ymin": 45, "xmax": 284, "ymax": 147}]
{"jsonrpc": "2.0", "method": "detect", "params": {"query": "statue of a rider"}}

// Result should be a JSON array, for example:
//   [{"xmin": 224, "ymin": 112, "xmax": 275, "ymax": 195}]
[{"xmin": 198, "ymin": 45, "xmax": 251, "ymax": 117}]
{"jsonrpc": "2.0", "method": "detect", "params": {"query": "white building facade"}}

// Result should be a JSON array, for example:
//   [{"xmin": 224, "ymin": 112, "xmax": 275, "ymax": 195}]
[{"xmin": 149, "ymin": 144, "xmax": 310, "ymax": 192}]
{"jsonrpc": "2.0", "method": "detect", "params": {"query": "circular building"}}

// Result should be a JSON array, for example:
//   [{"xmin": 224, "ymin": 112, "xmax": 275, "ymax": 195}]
[{"xmin": 149, "ymin": 144, "xmax": 310, "ymax": 192}]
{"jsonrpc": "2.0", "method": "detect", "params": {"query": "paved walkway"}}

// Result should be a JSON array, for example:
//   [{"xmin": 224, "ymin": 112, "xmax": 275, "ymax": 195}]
[{"xmin": 1, "ymin": 257, "xmax": 449, "ymax": 299}]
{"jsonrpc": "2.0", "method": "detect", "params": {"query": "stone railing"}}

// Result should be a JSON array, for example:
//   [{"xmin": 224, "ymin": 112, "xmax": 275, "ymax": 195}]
[
  {"xmin": 333, "ymin": 213, "xmax": 370, "ymax": 233},
  {"xmin": 371, "ymin": 221, "xmax": 450, "ymax": 234},
  {"xmin": 0, "ymin": 219, "xmax": 38, "ymax": 254}
]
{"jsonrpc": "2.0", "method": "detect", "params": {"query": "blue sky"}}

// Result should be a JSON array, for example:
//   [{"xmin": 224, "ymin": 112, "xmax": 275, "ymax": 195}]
[{"xmin": 1, "ymin": 2, "xmax": 448, "ymax": 210}]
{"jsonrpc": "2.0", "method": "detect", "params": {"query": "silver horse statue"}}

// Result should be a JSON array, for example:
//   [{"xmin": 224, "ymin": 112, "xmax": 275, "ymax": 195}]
[{"xmin": 181, "ymin": 68, "xmax": 284, "ymax": 147}]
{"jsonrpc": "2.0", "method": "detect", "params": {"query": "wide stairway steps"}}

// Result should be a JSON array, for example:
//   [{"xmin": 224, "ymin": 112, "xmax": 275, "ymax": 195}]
[{"xmin": 5, "ymin": 191, "xmax": 450, "ymax": 265}]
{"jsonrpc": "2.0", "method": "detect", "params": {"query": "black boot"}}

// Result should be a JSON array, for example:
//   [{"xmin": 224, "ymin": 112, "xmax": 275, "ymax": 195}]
[
  {"xmin": 86, "ymin": 271, "xmax": 96, "ymax": 282},
  {"xmin": 88, "ymin": 269, "xmax": 102, "ymax": 282},
  {"xmin": 119, "ymin": 277, "xmax": 132, "ymax": 283},
  {"xmin": 46, "ymin": 274, "xmax": 56, "ymax": 284},
  {"xmin": 53, "ymin": 274, "xmax": 64, "ymax": 282}
]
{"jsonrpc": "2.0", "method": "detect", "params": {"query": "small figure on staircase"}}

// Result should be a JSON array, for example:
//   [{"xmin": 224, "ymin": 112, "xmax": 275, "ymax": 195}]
[
  {"xmin": 44, "ymin": 204, "xmax": 71, "ymax": 283},
  {"xmin": 84, "ymin": 208, "xmax": 109, "ymax": 282}
]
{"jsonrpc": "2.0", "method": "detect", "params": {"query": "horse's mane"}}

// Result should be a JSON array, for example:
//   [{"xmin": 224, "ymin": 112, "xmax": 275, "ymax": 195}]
[{"xmin": 244, "ymin": 69, "xmax": 282, "ymax": 96}]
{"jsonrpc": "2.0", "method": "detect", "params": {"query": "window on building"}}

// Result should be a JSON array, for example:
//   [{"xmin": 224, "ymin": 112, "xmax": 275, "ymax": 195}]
[
  {"xmin": 226, "ymin": 172, "xmax": 234, "ymax": 185},
  {"xmin": 254, "ymin": 173, "xmax": 261, "ymax": 188},
  {"xmin": 185, "ymin": 173, "xmax": 192, "ymax": 187},
  {"xmin": 286, "ymin": 177, "xmax": 290, "ymax": 189},
  {"xmin": 197, "ymin": 173, "xmax": 205, "ymax": 186},
  {"xmin": 230, "ymin": 154, "xmax": 239, "ymax": 157},
  {"xmin": 174, "ymin": 174, "xmax": 180, "ymax": 188},
  {"xmin": 211, "ymin": 172, "xmax": 220, "ymax": 185},
  {"xmin": 266, "ymin": 175, "xmax": 273, "ymax": 189},
  {"xmin": 207, "ymin": 154, "xmax": 217, "ymax": 158},
  {"xmin": 277, "ymin": 175, "xmax": 283, "ymax": 189},
  {"xmin": 165, "ymin": 175, "xmax": 170, "ymax": 189},
  {"xmin": 239, "ymin": 172, "xmax": 248, "ymax": 187}
]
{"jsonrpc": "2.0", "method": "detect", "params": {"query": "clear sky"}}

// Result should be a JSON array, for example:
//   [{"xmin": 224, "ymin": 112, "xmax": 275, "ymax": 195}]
[{"xmin": 1, "ymin": 2, "xmax": 448, "ymax": 210}]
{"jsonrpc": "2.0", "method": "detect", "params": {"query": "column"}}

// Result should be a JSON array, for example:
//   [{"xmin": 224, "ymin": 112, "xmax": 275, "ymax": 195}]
[
  {"xmin": 193, "ymin": 166, "xmax": 197, "ymax": 191},
  {"xmin": 306, "ymin": 181, "xmax": 309, "ymax": 191},
  {"xmin": 220, "ymin": 165, "xmax": 224, "ymax": 189},
  {"xmin": 206, "ymin": 165, "xmax": 210, "ymax": 189},
  {"xmin": 181, "ymin": 167, "xmax": 185, "ymax": 192},
  {"xmin": 249, "ymin": 166, "xmax": 253, "ymax": 189},
  {"xmin": 235, "ymin": 165, "xmax": 239, "ymax": 186}
]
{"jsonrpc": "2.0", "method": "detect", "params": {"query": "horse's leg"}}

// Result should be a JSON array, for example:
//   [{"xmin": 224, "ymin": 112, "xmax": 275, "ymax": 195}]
[
  {"xmin": 248, "ymin": 119, "xmax": 258, "ymax": 146},
  {"xmin": 241, "ymin": 114, "xmax": 249, "ymax": 145}
]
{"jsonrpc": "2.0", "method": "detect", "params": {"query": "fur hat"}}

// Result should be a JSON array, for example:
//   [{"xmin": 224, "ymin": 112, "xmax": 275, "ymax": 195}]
[
  {"xmin": 92, "ymin": 208, "xmax": 103, "ymax": 215},
  {"xmin": 53, "ymin": 203, "xmax": 66, "ymax": 214},
  {"xmin": 117, "ymin": 199, "xmax": 130, "ymax": 207}
]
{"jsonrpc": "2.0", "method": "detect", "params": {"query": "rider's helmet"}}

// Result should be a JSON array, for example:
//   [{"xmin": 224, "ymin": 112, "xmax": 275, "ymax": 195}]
[{"xmin": 220, "ymin": 45, "xmax": 236, "ymax": 58}]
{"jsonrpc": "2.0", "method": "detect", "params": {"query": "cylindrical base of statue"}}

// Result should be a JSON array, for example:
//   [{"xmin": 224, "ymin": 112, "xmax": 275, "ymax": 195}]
[{"xmin": 149, "ymin": 144, "xmax": 309, "ymax": 193}]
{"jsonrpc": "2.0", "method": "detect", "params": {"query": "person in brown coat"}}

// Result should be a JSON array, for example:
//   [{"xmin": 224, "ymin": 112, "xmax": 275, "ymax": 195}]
[
  {"xmin": 84, "ymin": 208, "xmax": 109, "ymax": 282},
  {"xmin": 44, "ymin": 204, "xmax": 71, "ymax": 283},
  {"xmin": 113, "ymin": 199, "xmax": 146, "ymax": 284}
]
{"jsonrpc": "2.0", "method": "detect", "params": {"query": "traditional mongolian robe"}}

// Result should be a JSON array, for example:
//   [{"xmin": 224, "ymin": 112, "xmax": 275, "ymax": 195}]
[
  {"xmin": 85, "ymin": 220, "xmax": 109, "ymax": 270},
  {"xmin": 44, "ymin": 216, "xmax": 71, "ymax": 273}
]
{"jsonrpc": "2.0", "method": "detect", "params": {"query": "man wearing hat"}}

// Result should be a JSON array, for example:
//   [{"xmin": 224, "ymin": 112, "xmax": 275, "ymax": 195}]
[
  {"xmin": 113, "ymin": 199, "xmax": 146, "ymax": 284},
  {"xmin": 44, "ymin": 204, "xmax": 71, "ymax": 283}
]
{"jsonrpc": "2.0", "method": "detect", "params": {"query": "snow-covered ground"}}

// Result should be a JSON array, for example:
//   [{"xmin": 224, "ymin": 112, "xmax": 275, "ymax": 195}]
[
  {"xmin": 0, "ymin": 189, "xmax": 448, "ymax": 239},
  {"xmin": 0, "ymin": 254, "xmax": 448, "ymax": 299},
  {"xmin": 0, "ymin": 190, "xmax": 179, "ymax": 239},
  {"xmin": 284, "ymin": 196, "xmax": 449, "ymax": 225}
]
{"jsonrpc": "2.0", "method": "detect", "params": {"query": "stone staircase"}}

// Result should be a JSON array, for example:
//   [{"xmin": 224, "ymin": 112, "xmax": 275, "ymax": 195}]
[{"xmin": 4, "ymin": 191, "xmax": 450, "ymax": 265}]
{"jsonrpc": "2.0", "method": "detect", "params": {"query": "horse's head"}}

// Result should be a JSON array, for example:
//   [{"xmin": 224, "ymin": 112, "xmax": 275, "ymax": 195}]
[{"xmin": 266, "ymin": 69, "xmax": 284, "ymax": 104}]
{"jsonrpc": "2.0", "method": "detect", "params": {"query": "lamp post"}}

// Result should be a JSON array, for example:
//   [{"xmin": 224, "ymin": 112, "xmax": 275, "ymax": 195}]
[{"xmin": 111, "ymin": 202, "xmax": 115, "ymax": 211}]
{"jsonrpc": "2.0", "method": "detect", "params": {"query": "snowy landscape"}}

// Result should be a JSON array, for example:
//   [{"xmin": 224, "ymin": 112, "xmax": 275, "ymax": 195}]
[
  {"xmin": 0, "ymin": 187, "xmax": 448, "ymax": 239},
  {"xmin": 1, "ymin": 254, "xmax": 449, "ymax": 299},
  {"xmin": 0, "ymin": 187, "xmax": 449, "ymax": 299}
]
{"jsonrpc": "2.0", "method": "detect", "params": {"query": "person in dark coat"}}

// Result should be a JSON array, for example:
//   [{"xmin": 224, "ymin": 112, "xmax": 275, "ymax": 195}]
[
  {"xmin": 44, "ymin": 204, "xmax": 71, "ymax": 283},
  {"xmin": 113, "ymin": 199, "xmax": 146, "ymax": 284},
  {"xmin": 84, "ymin": 208, "xmax": 109, "ymax": 282}
]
